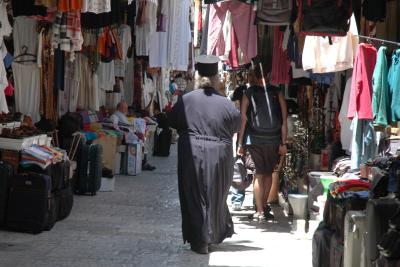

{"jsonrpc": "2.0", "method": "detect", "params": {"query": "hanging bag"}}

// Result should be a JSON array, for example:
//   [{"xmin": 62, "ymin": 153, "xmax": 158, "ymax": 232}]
[
  {"xmin": 257, "ymin": 0, "xmax": 296, "ymax": 26},
  {"xmin": 298, "ymin": 0, "xmax": 353, "ymax": 36},
  {"xmin": 232, "ymin": 156, "xmax": 252, "ymax": 190}
]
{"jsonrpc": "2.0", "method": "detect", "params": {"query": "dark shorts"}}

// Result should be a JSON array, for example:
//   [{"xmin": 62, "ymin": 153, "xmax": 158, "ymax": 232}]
[{"xmin": 247, "ymin": 144, "xmax": 280, "ymax": 176}]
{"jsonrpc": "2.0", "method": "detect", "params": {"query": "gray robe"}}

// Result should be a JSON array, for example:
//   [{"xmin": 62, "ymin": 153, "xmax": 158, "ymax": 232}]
[{"xmin": 169, "ymin": 88, "xmax": 241, "ymax": 245}]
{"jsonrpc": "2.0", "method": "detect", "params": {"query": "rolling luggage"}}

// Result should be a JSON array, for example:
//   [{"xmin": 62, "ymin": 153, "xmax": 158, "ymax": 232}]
[
  {"xmin": 54, "ymin": 161, "xmax": 73, "ymax": 221},
  {"xmin": 75, "ymin": 143, "xmax": 102, "ymax": 195},
  {"xmin": 366, "ymin": 199, "xmax": 400, "ymax": 267},
  {"xmin": 153, "ymin": 127, "xmax": 172, "ymax": 157},
  {"xmin": 344, "ymin": 211, "xmax": 367, "ymax": 267},
  {"xmin": 6, "ymin": 173, "xmax": 55, "ymax": 234},
  {"xmin": 0, "ymin": 162, "xmax": 13, "ymax": 226}
]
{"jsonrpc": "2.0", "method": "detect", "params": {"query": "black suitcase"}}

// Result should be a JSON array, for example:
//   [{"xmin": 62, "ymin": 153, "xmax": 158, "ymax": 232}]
[
  {"xmin": 0, "ymin": 162, "xmax": 13, "ymax": 226},
  {"xmin": 53, "ymin": 161, "xmax": 73, "ymax": 221},
  {"xmin": 366, "ymin": 199, "xmax": 400, "ymax": 267},
  {"xmin": 153, "ymin": 128, "xmax": 172, "ymax": 157},
  {"xmin": 75, "ymin": 143, "xmax": 102, "ymax": 195},
  {"xmin": 6, "ymin": 173, "xmax": 56, "ymax": 234}
]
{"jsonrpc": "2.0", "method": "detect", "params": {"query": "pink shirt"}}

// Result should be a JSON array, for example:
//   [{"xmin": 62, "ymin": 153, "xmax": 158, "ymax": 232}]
[{"xmin": 347, "ymin": 43, "xmax": 377, "ymax": 120}]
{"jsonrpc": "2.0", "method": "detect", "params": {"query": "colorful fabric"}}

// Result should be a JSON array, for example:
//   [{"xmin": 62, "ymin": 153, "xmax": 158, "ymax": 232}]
[
  {"xmin": 52, "ymin": 11, "xmax": 83, "ymax": 52},
  {"xmin": 347, "ymin": 43, "xmax": 377, "ymax": 120},
  {"xmin": 328, "ymin": 178, "xmax": 371, "ymax": 198}
]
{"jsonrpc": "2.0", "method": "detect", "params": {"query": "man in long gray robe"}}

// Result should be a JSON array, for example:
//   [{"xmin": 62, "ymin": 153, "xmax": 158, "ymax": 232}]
[{"xmin": 169, "ymin": 55, "xmax": 241, "ymax": 254}]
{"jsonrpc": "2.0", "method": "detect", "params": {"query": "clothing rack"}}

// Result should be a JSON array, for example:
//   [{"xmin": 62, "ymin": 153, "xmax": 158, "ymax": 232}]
[{"xmin": 357, "ymin": 35, "xmax": 400, "ymax": 46}]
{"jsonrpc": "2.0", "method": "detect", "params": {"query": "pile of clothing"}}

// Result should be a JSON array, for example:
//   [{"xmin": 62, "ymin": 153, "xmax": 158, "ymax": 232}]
[{"xmin": 20, "ymin": 145, "xmax": 65, "ymax": 169}]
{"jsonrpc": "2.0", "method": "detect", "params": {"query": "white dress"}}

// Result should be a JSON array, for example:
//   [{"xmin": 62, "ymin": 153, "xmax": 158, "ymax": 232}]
[
  {"xmin": 135, "ymin": 0, "xmax": 158, "ymax": 56},
  {"xmin": 167, "ymin": 0, "xmax": 191, "ymax": 71}
]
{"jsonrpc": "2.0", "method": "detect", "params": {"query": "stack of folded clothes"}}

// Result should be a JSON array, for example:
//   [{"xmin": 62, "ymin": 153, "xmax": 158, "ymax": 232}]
[
  {"xmin": 20, "ymin": 145, "xmax": 65, "ymax": 169},
  {"xmin": 329, "ymin": 179, "xmax": 371, "ymax": 199}
]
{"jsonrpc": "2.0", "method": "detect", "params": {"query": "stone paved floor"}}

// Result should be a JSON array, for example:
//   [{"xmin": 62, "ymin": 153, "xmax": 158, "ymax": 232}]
[{"xmin": 0, "ymin": 145, "xmax": 312, "ymax": 267}]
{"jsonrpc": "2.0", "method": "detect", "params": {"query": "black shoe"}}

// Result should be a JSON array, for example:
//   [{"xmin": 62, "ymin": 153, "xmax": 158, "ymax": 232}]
[
  {"xmin": 142, "ymin": 163, "xmax": 156, "ymax": 171},
  {"xmin": 263, "ymin": 205, "xmax": 275, "ymax": 220},
  {"xmin": 190, "ymin": 243, "xmax": 209, "ymax": 254}
]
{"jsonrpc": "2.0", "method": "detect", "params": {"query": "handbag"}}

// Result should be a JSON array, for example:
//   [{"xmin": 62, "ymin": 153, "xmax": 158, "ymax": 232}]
[
  {"xmin": 244, "ymin": 149, "xmax": 255, "ymax": 171},
  {"xmin": 232, "ymin": 157, "xmax": 252, "ymax": 191}
]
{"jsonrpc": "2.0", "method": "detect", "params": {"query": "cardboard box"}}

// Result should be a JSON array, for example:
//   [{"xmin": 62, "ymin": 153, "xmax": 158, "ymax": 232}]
[
  {"xmin": 100, "ymin": 177, "xmax": 115, "ymax": 192},
  {"xmin": 125, "ymin": 142, "xmax": 142, "ymax": 176},
  {"xmin": 94, "ymin": 134, "xmax": 118, "ymax": 173}
]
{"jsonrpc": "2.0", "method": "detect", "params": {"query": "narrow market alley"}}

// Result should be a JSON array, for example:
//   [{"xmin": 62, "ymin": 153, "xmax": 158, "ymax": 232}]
[{"xmin": 0, "ymin": 145, "xmax": 312, "ymax": 267}]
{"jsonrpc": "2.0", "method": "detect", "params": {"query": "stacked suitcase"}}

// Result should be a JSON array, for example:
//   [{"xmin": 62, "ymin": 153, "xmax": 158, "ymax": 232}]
[
  {"xmin": 75, "ymin": 141, "xmax": 103, "ymax": 195},
  {"xmin": 0, "ymin": 160, "xmax": 73, "ymax": 234},
  {"xmin": 312, "ymin": 157, "xmax": 400, "ymax": 267}
]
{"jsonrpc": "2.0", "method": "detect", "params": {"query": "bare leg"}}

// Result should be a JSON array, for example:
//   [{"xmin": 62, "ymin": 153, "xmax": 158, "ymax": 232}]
[
  {"xmin": 262, "ymin": 175, "xmax": 273, "ymax": 208},
  {"xmin": 267, "ymin": 171, "xmax": 279, "ymax": 204},
  {"xmin": 253, "ymin": 174, "xmax": 265, "ymax": 214}
]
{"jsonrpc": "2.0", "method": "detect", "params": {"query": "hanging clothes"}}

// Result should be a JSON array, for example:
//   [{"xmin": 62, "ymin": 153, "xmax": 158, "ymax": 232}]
[
  {"xmin": 0, "ymin": 2, "xmax": 12, "ymax": 40},
  {"xmin": 302, "ymin": 15, "xmax": 359, "ymax": 74},
  {"xmin": 11, "ymin": 0, "xmax": 47, "ymax": 17},
  {"xmin": 347, "ymin": 43, "xmax": 377, "ymax": 120},
  {"xmin": 81, "ymin": 0, "xmax": 111, "ymax": 13},
  {"xmin": 52, "ymin": 11, "xmax": 83, "ymax": 52},
  {"xmin": 167, "ymin": 0, "xmax": 192, "ymax": 71},
  {"xmin": 34, "ymin": 0, "xmax": 57, "ymax": 8},
  {"xmin": 207, "ymin": 1, "xmax": 257, "ymax": 66},
  {"xmin": 13, "ymin": 17, "xmax": 39, "ymax": 59},
  {"xmin": 0, "ymin": 41, "xmax": 9, "ymax": 114},
  {"xmin": 389, "ymin": 49, "xmax": 400, "ymax": 122},
  {"xmin": 135, "ymin": 0, "xmax": 158, "ymax": 56},
  {"xmin": 38, "ymin": 27, "xmax": 57, "ymax": 121},
  {"xmin": 149, "ymin": 0, "xmax": 168, "ymax": 68},
  {"xmin": 372, "ymin": 46, "xmax": 390, "ymax": 126},
  {"xmin": 350, "ymin": 115, "xmax": 376, "ymax": 170},
  {"xmin": 114, "ymin": 25, "xmax": 132, "ymax": 77},
  {"xmin": 59, "ymin": 53, "xmax": 81, "ymax": 117},
  {"xmin": 271, "ymin": 27, "xmax": 291, "ymax": 85},
  {"xmin": 339, "ymin": 77, "xmax": 353, "ymax": 153},
  {"xmin": 58, "ymin": 0, "xmax": 83, "ymax": 12},
  {"xmin": 77, "ymin": 54, "xmax": 99, "ymax": 111},
  {"xmin": 12, "ymin": 62, "xmax": 41, "ymax": 122}
]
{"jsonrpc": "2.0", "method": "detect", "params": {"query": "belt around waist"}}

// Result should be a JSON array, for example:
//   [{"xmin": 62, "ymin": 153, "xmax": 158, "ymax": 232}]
[{"xmin": 188, "ymin": 134, "xmax": 231, "ymax": 144}]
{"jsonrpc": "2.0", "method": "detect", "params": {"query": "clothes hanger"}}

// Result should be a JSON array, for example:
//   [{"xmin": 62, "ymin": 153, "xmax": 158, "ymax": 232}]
[{"xmin": 13, "ymin": 45, "xmax": 37, "ymax": 63}]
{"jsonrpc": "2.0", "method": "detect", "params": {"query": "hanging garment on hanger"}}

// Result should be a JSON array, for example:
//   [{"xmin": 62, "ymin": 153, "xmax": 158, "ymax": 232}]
[
  {"xmin": 339, "ymin": 77, "xmax": 353, "ymax": 153},
  {"xmin": 302, "ymin": 15, "xmax": 359, "ymax": 74},
  {"xmin": 34, "ymin": 0, "xmax": 57, "ymax": 8},
  {"xmin": 135, "ymin": 0, "xmax": 158, "ymax": 56},
  {"xmin": 52, "ymin": 11, "xmax": 83, "ymax": 52},
  {"xmin": 58, "ymin": 0, "xmax": 82, "ymax": 12},
  {"xmin": 11, "ymin": 0, "xmax": 47, "ymax": 17},
  {"xmin": 271, "ymin": 27, "xmax": 291, "ymax": 85},
  {"xmin": 13, "ymin": 17, "xmax": 38, "ymax": 61},
  {"xmin": 149, "ymin": 0, "xmax": 168, "ymax": 68},
  {"xmin": 371, "ymin": 46, "xmax": 390, "ymax": 127},
  {"xmin": 59, "ymin": 53, "xmax": 81, "ymax": 117},
  {"xmin": 389, "ymin": 49, "xmax": 400, "ymax": 123},
  {"xmin": 362, "ymin": 0, "xmax": 386, "ymax": 22},
  {"xmin": 167, "ymin": 0, "xmax": 191, "ymax": 71},
  {"xmin": 12, "ymin": 62, "xmax": 41, "ymax": 122},
  {"xmin": 207, "ymin": 1, "xmax": 257, "ymax": 66},
  {"xmin": 347, "ymin": 43, "xmax": 377, "ymax": 120},
  {"xmin": 114, "ymin": 25, "xmax": 132, "ymax": 77},
  {"xmin": 0, "ymin": 2, "xmax": 12, "ymax": 40},
  {"xmin": 350, "ymin": 115, "xmax": 376, "ymax": 170}
]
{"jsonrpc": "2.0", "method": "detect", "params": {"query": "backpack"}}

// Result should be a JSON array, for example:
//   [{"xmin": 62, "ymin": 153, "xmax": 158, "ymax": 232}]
[
  {"xmin": 257, "ymin": 0, "xmax": 295, "ymax": 25},
  {"xmin": 299, "ymin": 0, "xmax": 353, "ymax": 36},
  {"xmin": 247, "ymin": 86, "xmax": 282, "ymax": 136}
]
